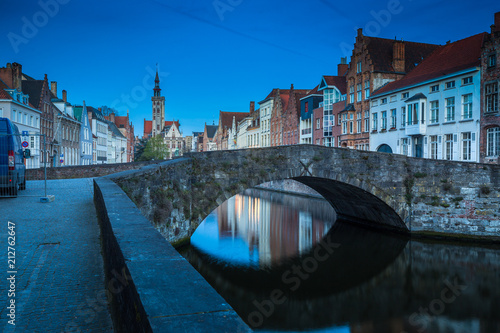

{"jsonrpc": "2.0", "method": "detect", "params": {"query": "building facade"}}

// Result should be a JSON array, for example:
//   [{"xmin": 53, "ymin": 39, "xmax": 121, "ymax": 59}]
[
  {"xmin": 88, "ymin": 106, "xmax": 108, "ymax": 164},
  {"xmin": 152, "ymin": 70, "xmax": 165, "ymax": 137},
  {"xmin": 73, "ymin": 102, "xmax": 93, "ymax": 165},
  {"xmin": 480, "ymin": 12, "xmax": 500, "ymax": 163},
  {"xmin": 299, "ymin": 85, "xmax": 322, "ymax": 144},
  {"xmin": 340, "ymin": 29, "xmax": 439, "ymax": 149},
  {"xmin": 370, "ymin": 33, "xmax": 484, "ymax": 163}
]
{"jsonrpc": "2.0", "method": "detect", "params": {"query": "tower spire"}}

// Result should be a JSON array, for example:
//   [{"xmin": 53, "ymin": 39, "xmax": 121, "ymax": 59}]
[{"xmin": 154, "ymin": 64, "xmax": 161, "ymax": 97}]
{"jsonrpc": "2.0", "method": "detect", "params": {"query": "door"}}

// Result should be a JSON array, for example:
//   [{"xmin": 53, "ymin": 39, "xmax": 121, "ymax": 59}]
[{"xmin": 414, "ymin": 136, "xmax": 423, "ymax": 158}]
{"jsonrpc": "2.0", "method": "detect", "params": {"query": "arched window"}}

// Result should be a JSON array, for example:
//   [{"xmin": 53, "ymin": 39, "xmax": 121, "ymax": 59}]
[
  {"xmin": 486, "ymin": 127, "xmax": 500, "ymax": 157},
  {"xmin": 377, "ymin": 144, "xmax": 393, "ymax": 153}
]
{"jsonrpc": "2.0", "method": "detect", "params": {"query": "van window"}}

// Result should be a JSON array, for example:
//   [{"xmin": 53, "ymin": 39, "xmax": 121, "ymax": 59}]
[{"xmin": 0, "ymin": 119, "xmax": 7, "ymax": 133}]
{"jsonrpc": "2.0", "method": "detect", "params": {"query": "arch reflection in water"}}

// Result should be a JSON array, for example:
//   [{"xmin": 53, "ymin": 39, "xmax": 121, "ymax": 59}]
[{"xmin": 191, "ymin": 188, "xmax": 337, "ymax": 268}]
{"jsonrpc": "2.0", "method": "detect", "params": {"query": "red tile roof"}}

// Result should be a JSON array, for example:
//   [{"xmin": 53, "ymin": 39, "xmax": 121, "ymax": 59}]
[
  {"xmin": 366, "ymin": 37, "xmax": 440, "ymax": 73},
  {"xmin": 0, "ymin": 79, "xmax": 13, "ymax": 100},
  {"xmin": 218, "ymin": 111, "xmax": 249, "ymax": 129},
  {"xmin": 303, "ymin": 85, "xmax": 321, "ymax": 98},
  {"xmin": 373, "ymin": 33, "xmax": 486, "ymax": 96},
  {"xmin": 143, "ymin": 119, "xmax": 152, "ymax": 137},
  {"xmin": 143, "ymin": 119, "xmax": 180, "ymax": 137},
  {"xmin": 322, "ymin": 76, "xmax": 347, "ymax": 95}
]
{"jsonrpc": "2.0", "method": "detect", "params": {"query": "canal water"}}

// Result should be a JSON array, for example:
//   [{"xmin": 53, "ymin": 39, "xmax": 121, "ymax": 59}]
[{"xmin": 179, "ymin": 188, "xmax": 500, "ymax": 333}]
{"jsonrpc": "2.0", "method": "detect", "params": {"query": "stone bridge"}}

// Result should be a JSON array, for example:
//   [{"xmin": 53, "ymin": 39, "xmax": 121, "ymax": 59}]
[{"xmin": 108, "ymin": 145, "xmax": 500, "ymax": 244}]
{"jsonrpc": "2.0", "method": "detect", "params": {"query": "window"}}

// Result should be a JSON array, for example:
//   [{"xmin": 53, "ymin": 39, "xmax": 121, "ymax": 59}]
[
  {"xmin": 17, "ymin": 112, "xmax": 21, "ymax": 123},
  {"xmin": 430, "ymin": 101, "xmax": 439, "ymax": 123},
  {"xmin": 407, "ymin": 103, "xmax": 418, "ymax": 125},
  {"xmin": 356, "ymin": 112, "xmax": 361, "ymax": 133},
  {"xmin": 445, "ymin": 97, "xmax": 455, "ymax": 121},
  {"xmin": 488, "ymin": 53, "xmax": 497, "ymax": 68},
  {"xmin": 430, "ymin": 85, "xmax": 439, "ymax": 92},
  {"xmin": 430, "ymin": 135, "xmax": 438, "ymax": 159},
  {"xmin": 445, "ymin": 134, "xmax": 454, "ymax": 160},
  {"xmin": 349, "ymin": 85, "xmax": 354, "ymax": 104},
  {"xmin": 401, "ymin": 107, "xmax": 406, "ymax": 127},
  {"xmin": 487, "ymin": 127, "xmax": 500, "ymax": 156},
  {"xmin": 304, "ymin": 102, "xmax": 309, "ymax": 113},
  {"xmin": 357, "ymin": 61, "xmax": 362, "ymax": 73},
  {"xmin": 0, "ymin": 108, "xmax": 2, "ymax": 117},
  {"xmin": 401, "ymin": 138, "xmax": 409, "ymax": 156},
  {"xmin": 12, "ymin": 110, "xmax": 16, "ymax": 121},
  {"xmin": 462, "ymin": 76, "xmax": 472, "ymax": 85},
  {"xmin": 390, "ymin": 109, "xmax": 396, "ymax": 128},
  {"xmin": 372, "ymin": 113, "xmax": 378, "ymax": 131},
  {"xmin": 372, "ymin": 99, "xmax": 378, "ymax": 107},
  {"xmin": 381, "ymin": 111, "xmax": 387, "ymax": 130},
  {"xmin": 357, "ymin": 83, "xmax": 362, "ymax": 102},
  {"xmin": 485, "ymin": 82, "xmax": 498, "ymax": 113},
  {"xmin": 462, "ymin": 132, "xmax": 471, "ymax": 161},
  {"xmin": 349, "ymin": 121, "xmax": 353, "ymax": 134},
  {"xmin": 390, "ymin": 95, "xmax": 396, "ymax": 103},
  {"xmin": 364, "ymin": 111, "xmax": 369, "ymax": 132},
  {"xmin": 30, "ymin": 115, "xmax": 33, "ymax": 127},
  {"xmin": 342, "ymin": 121, "xmax": 347, "ymax": 134},
  {"xmin": 364, "ymin": 81, "xmax": 370, "ymax": 99},
  {"xmin": 316, "ymin": 118, "xmax": 321, "ymax": 129},
  {"xmin": 381, "ymin": 98, "xmax": 387, "ymax": 104},
  {"xmin": 462, "ymin": 94, "xmax": 473, "ymax": 119},
  {"xmin": 402, "ymin": 92, "xmax": 409, "ymax": 99},
  {"xmin": 445, "ymin": 81, "xmax": 455, "ymax": 89}
]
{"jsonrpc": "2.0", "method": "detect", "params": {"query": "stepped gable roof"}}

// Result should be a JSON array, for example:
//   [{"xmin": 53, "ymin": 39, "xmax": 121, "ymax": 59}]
[
  {"xmin": 372, "ymin": 33, "xmax": 486, "ymax": 96},
  {"xmin": 205, "ymin": 124, "xmax": 218, "ymax": 138},
  {"xmin": 114, "ymin": 115, "xmax": 129, "ymax": 128},
  {"xmin": 365, "ymin": 36, "xmax": 440, "ymax": 73},
  {"xmin": 21, "ymin": 80, "xmax": 44, "ymax": 109}
]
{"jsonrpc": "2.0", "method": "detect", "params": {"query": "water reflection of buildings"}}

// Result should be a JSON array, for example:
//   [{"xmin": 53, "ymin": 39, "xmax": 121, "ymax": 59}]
[{"xmin": 217, "ymin": 189, "xmax": 336, "ymax": 266}]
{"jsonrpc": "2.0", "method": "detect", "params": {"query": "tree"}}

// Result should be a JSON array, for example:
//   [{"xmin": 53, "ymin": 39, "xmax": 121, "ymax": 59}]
[
  {"xmin": 138, "ymin": 135, "xmax": 169, "ymax": 161},
  {"xmin": 99, "ymin": 105, "xmax": 120, "ymax": 116}
]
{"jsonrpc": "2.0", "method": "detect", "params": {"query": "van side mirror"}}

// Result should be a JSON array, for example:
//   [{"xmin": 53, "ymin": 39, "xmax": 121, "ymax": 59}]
[{"xmin": 23, "ymin": 149, "xmax": 31, "ymax": 159}]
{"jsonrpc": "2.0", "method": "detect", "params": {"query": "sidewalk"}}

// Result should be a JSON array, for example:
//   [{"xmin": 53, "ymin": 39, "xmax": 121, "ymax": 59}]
[{"xmin": 0, "ymin": 178, "xmax": 113, "ymax": 332}]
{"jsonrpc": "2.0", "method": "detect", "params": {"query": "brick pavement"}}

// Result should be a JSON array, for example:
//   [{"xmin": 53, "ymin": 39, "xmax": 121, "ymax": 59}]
[{"xmin": 0, "ymin": 178, "xmax": 113, "ymax": 332}]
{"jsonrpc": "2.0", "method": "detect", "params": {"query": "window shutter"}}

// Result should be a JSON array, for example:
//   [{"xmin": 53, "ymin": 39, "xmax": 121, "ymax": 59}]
[
  {"xmin": 453, "ymin": 134, "xmax": 458, "ymax": 160},
  {"xmin": 472, "ymin": 132, "xmax": 477, "ymax": 162},
  {"xmin": 437, "ymin": 135, "xmax": 443, "ymax": 159}
]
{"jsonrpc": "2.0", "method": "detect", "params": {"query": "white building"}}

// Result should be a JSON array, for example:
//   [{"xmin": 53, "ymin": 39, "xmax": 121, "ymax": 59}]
[
  {"xmin": 88, "ymin": 106, "xmax": 108, "ymax": 164},
  {"xmin": 259, "ymin": 89, "xmax": 279, "ymax": 148},
  {"xmin": 0, "ymin": 86, "xmax": 41, "ymax": 169},
  {"xmin": 370, "ymin": 34, "xmax": 484, "ymax": 162}
]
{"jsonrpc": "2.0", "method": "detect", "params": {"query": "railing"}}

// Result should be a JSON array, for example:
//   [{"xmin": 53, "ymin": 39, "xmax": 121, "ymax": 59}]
[{"xmin": 301, "ymin": 128, "xmax": 312, "ymax": 135}]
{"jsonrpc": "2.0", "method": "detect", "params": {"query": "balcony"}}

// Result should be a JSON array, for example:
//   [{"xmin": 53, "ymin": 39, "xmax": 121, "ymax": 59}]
[
  {"xmin": 301, "ymin": 128, "xmax": 312, "ymax": 136},
  {"xmin": 405, "ymin": 120, "xmax": 426, "ymax": 136}
]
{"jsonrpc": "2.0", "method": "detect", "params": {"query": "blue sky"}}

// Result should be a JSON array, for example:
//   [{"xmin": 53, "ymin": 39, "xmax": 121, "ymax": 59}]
[{"xmin": 1, "ymin": 0, "xmax": 499, "ymax": 137}]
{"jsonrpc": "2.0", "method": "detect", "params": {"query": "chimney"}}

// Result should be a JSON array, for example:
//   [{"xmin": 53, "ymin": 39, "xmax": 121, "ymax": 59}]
[
  {"xmin": 98, "ymin": 107, "xmax": 102, "ymax": 112},
  {"xmin": 290, "ymin": 83, "xmax": 294, "ymax": 90},
  {"xmin": 357, "ymin": 28, "xmax": 363, "ymax": 37},
  {"xmin": 250, "ymin": 101, "xmax": 255, "ymax": 114},
  {"xmin": 110, "ymin": 112, "xmax": 115, "ymax": 123},
  {"xmin": 62, "ymin": 90, "xmax": 67, "ymax": 103},
  {"xmin": 393, "ymin": 40, "xmax": 405, "ymax": 73},
  {"xmin": 51, "ymin": 81, "xmax": 57, "ymax": 97},
  {"xmin": 492, "ymin": 11, "xmax": 500, "ymax": 33},
  {"xmin": 338, "ymin": 57, "xmax": 349, "ymax": 76},
  {"xmin": 11, "ymin": 62, "xmax": 22, "ymax": 91}
]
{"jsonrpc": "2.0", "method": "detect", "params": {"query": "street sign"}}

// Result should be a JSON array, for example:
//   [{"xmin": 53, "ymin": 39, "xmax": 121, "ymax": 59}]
[
  {"xmin": 22, "ymin": 131, "xmax": 29, "ymax": 136},
  {"xmin": 22, "ymin": 141, "xmax": 29, "ymax": 148},
  {"xmin": 60, "ymin": 159, "xmax": 64, "ymax": 163}
]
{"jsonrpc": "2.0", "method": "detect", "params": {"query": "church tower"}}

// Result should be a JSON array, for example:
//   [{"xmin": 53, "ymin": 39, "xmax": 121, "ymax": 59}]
[{"xmin": 151, "ymin": 68, "xmax": 165, "ymax": 137}]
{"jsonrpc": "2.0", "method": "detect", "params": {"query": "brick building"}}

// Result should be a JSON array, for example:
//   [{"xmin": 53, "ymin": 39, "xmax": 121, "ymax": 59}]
[
  {"xmin": 113, "ymin": 111, "xmax": 135, "ymax": 162},
  {"xmin": 21, "ymin": 73, "xmax": 56, "ymax": 167},
  {"xmin": 313, "ymin": 106, "xmax": 323, "ymax": 145},
  {"xmin": 480, "ymin": 12, "xmax": 500, "ymax": 163},
  {"xmin": 282, "ymin": 85, "xmax": 309, "ymax": 146},
  {"xmin": 340, "ymin": 28, "xmax": 439, "ymax": 149}
]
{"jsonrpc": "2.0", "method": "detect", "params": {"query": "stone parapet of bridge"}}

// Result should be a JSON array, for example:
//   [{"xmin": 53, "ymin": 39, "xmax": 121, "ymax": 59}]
[{"xmin": 108, "ymin": 145, "xmax": 500, "ymax": 244}]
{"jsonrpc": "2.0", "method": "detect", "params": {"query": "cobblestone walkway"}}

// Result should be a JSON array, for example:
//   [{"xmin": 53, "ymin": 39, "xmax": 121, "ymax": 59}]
[{"xmin": 0, "ymin": 178, "xmax": 113, "ymax": 332}]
